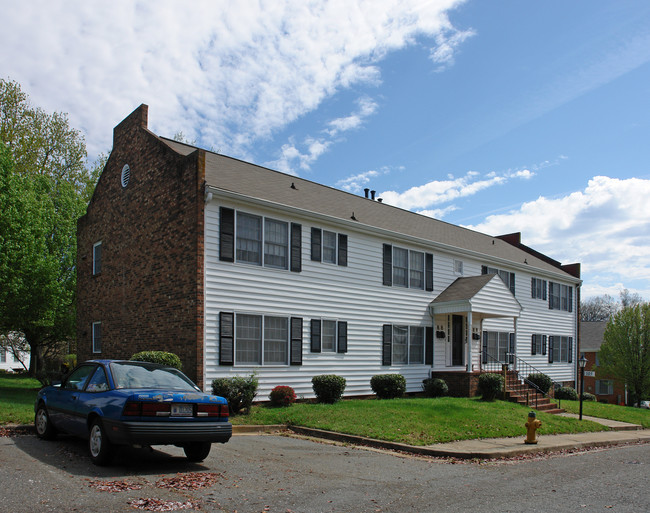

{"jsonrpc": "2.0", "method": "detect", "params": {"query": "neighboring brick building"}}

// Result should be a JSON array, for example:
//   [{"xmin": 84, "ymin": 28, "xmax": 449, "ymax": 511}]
[
  {"xmin": 77, "ymin": 105, "xmax": 581, "ymax": 398},
  {"xmin": 580, "ymin": 321, "xmax": 626, "ymax": 405}
]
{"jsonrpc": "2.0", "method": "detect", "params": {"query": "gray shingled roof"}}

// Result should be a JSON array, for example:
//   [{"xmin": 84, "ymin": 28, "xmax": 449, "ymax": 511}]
[
  {"xmin": 581, "ymin": 321, "xmax": 608, "ymax": 352},
  {"xmin": 161, "ymin": 137, "xmax": 577, "ymax": 280},
  {"xmin": 431, "ymin": 275, "xmax": 495, "ymax": 303}
]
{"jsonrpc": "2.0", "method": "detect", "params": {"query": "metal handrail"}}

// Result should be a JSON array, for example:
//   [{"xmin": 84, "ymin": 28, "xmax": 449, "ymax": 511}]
[{"xmin": 481, "ymin": 351, "xmax": 562, "ymax": 410}]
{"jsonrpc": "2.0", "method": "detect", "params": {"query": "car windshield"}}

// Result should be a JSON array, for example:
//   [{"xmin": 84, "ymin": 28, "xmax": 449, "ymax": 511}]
[{"xmin": 110, "ymin": 362, "xmax": 199, "ymax": 391}]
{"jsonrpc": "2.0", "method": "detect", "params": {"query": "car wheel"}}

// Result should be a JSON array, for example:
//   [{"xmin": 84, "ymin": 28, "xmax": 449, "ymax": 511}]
[
  {"xmin": 183, "ymin": 441, "xmax": 211, "ymax": 462},
  {"xmin": 34, "ymin": 404, "xmax": 57, "ymax": 440},
  {"xmin": 89, "ymin": 419, "xmax": 113, "ymax": 466}
]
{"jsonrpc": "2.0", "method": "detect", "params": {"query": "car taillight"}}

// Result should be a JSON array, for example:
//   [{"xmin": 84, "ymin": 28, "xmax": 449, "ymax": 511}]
[
  {"xmin": 196, "ymin": 404, "xmax": 229, "ymax": 418},
  {"xmin": 123, "ymin": 401, "xmax": 172, "ymax": 417}
]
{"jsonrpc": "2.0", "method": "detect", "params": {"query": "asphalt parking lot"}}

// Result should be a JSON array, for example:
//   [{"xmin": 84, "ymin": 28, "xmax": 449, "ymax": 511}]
[{"xmin": 1, "ymin": 431, "xmax": 648, "ymax": 512}]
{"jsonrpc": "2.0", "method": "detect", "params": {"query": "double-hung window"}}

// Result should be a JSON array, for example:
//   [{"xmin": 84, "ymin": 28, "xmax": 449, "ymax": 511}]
[
  {"xmin": 310, "ymin": 319, "xmax": 348, "ymax": 353},
  {"xmin": 235, "ymin": 314, "xmax": 288, "ymax": 365},
  {"xmin": 596, "ymin": 380, "xmax": 613, "ymax": 395},
  {"xmin": 549, "ymin": 282, "xmax": 572, "ymax": 311},
  {"xmin": 391, "ymin": 325, "xmax": 425, "ymax": 365},
  {"xmin": 383, "ymin": 244, "xmax": 432, "ymax": 291},
  {"xmin": 548, "ymin": 335, "xmax": 572, "ymax": 363},
  {"xmin": 235, "ymin": 213, "xmax": 289, "ymax": 269},
  {"xmin": 93, "ymin": 241, "xmax": 102, "ymax": 275},
  {"xmin": 311, "ymin": 228, "xmax": 348, "ymax": 266},
  {"xmin": 531, "ymin": 278, "xmax": 547, "ymax": 300},
  {"xmin": 531, "ymin": 334, "xmax": 547, "ymax": 355},
  {"xmin": 92, "ymin": 322, "xmax": 102, "ymax": 353}
]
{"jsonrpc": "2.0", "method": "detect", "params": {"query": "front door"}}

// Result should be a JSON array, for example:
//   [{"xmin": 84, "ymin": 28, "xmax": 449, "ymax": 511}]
[{"xmin": 452, "ymin": 315, "xmax": 464, "ymax": 366}]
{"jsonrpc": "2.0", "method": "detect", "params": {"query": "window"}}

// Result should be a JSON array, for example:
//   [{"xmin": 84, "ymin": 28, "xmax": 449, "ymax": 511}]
[
  {"xmin": 86, "ymin": 366, "xmax": 109, "ymax": 392},
  {"xmin": 531, "ymin": 278, "xmax": 547, "ymax": 300},
  {"xmin": 63, "ymin": 365, "xmax": 96, "ymax": 391},
  {"xmin": 93, "ymin": 241, "xmax": 102, "ymax": 275},
  {"xmin": 234, "ymin": 314, "xmax": 288, "ymax": 365},
  {"xmin": 549, "ymin": 282, "xmax": 573, "ymax": 311},
  {"xmin": 596, "ymin": 380, "xmax": 614, "ymax": 395},
  {"xmin": 323, "ymin": 231, "xmax": 337, "ymax": 264},
  {"xmin": 482, "ymin": 266, "xmax": 515, "ymax": 295},
  {"xmin": 485, "ymin": 331, "xmax": 510, "ymax": 363},
  {"xmin": 311, "ymin": 228, "xmax": 348, "ymax": 266},
  {"xmin": 390, "ymin": 325, "xmax": 425, "ymax": 365},
  {"xmin": 548, "ymin": 335, "xmax": 573, "ymax": 363},
  {"xmin": 531, "ymin": 334, "xmax": 547, "ymax": 355},
  {"xmin": 236, "ymin": 213, "xmax": 262, "ymax": 265},
  {"xmin": 322, "ymin": 320, "xmax": 337, "ymax": 352},
  {"xmin": 0, "ymin": 351, "xmax": 5, "ymax": 363},
  {"xmin": 454, "ymin": 260, "xmax": 464, "ymax": 275},
  {"xmin": 264, "ymin": 218, "xmax": 288, "ymax": 269},
  {"xmin": 310, "ymin": 319, "xmax": 348, "ymax": 354},
  {"xmin": 92, "ymin": 322, "xmax": 102, "ymax": 353},
  {"xmin": 382, "ymin": 244, "xmax": 433, "ymax": 290}
]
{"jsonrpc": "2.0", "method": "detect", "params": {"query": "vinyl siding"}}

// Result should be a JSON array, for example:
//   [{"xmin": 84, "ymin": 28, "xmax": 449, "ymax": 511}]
[{"xmin": 203, "ymin": 197, "xmax": 578, "ymax": 397}]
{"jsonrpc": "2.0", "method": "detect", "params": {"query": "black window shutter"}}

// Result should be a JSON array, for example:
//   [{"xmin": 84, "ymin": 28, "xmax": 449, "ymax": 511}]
[
  {"xmin": 337, "ymin": 321, "xmax": 348, "ymax": 353},
  {"xmin": 531, "ymin": 334, "xmax": 536, "ymax": 355},
  {"xmin": 548, "ymin": 336, "xmax": 554, "ymax": 363},
  {"xmin": 531, "ymin": 278, "xmax": 536, "ymax": 299},
  {"xmin": 382, "ymin": 244, "xmax": 392, "ymax": 286},
  {"xmin": 568, "ymin": 336, "xmax": 573, "ymax": 363},
  {"xmin": 290, "ymin": 317, "xmax": 303, "ymax": 365},
  {"xmin": 509, "ymin": 273, "xmax": 516, "ymax": 295},
  {"xmin": 310, "ymin": 319, "xmax": 321, "ymax": 353},
  {"xmin": 219, "ymin": 208, "xmax": 235, "ymax": 262},
  {"xmin": 219, "ymin": 312, "xmax": 234, "ymax": 365},
  {"xmin": 382, "ymin": 324, "xmax": 392, "ymax": 365},
  {"xmin": 482, "ymin": 331, "xmax": 488, "ymax": 364},
  {"xmin": 543, "ymin": 281, "xmax": 547, "ymax": 301},
  {"xmin": 425, "ymin": 253, "xmax": 434, "ymax": 291},
  {"xmin": 542, "ymin": 335, "xmax": 547, "ymax": 355},
  {"xmin": 290, "ymin": 223, "xmax": 302, "ymax": 273},
  {"xmin": 338, "ymin": 234, "xmax": 348, "ymax": 267},
  {"xmin": 568, "ymin": 287, "xmax": 573, "ymax": 312},
  {"xmin": 481, "ymin": 265, "xmax": 488, "ymax": 275},
  {"xmin": 311, "ymin": 228, "xmax": 322, "ymax": 262},
  {"xmin": 548, "ymin": 282, "xmax": 553, "ymax": 310},
  {"xmin": 508, "ymin": 333, "xmax": 515, "ymax": 364},
  {"xmin": 425, "ymin": 326, "xmax": 433, "ymax": 365}
]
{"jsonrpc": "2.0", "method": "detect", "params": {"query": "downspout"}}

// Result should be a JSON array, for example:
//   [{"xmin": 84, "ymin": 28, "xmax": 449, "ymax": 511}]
[{"xmin": 467, "ymin": 311, "xmax": 473, "ymax": 372}]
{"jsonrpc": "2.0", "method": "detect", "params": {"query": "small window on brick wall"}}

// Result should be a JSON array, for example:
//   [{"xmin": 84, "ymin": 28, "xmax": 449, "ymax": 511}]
[{"xmin": 93, "ymin": 242, "xmax": 102, "ymax": 275}]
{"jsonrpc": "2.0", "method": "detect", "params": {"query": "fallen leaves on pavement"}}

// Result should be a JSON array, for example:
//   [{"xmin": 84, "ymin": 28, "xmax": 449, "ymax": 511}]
[
  {"xmin": 128, "ymin": 498, "xmax": 200, "ymax": 511},
  {"xmin": 86, "ymin": 479, "xmax": 143, "ymax": 492},
  {"xmin": 155, "ymin": 472, "xmax": 224, "ymax": 491}
]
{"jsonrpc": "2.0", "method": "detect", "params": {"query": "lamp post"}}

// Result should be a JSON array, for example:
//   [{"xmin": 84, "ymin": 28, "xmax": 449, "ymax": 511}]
[{"xmin": 579, "ymin": 354, "xmax": 588, "ymax": 420}]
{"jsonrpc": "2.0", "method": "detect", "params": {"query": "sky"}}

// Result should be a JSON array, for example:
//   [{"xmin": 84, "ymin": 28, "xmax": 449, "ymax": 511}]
[{"xmin": 2, "ymin": 0, "xmax": 649, "ymax": 300}]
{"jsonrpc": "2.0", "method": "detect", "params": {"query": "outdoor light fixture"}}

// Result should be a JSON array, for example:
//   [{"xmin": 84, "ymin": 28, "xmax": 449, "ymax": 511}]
[{"xmin": 579, "ymin": 354, "xmax": 588, "ymax": 420}]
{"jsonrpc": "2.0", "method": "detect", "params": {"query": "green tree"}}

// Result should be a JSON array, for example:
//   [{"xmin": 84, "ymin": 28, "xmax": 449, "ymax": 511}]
[
  {"xmin": 0, "ymin": 78, "xmax": 100, "ymax": 373},
  {"xmin": 599, "ymin": 303, "xmax": 650, "ymax": 406}
]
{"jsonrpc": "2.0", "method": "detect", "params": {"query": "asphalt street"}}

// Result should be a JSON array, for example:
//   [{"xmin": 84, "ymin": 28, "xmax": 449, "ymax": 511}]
[{"xmin": 0, "ymin": 432, "xmax": 648, "ymax": 513}]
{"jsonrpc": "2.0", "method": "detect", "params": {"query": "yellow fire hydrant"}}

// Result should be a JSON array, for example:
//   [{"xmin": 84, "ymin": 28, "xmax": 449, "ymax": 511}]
[{"xmin": 525, "ymin": 411, "xmax": 542, "ymax": 444}]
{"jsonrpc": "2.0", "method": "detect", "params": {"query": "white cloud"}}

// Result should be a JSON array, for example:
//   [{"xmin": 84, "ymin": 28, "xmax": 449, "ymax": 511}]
[
  {"xmin": 465, "ymin": 176, "xmax": 650, "ymax": 298},
  {"xmin": 430, "ymin": 26, "xmax": 476, "ymax": 71},
  {"xmin": 0, "ymin": 0, "xmax": 468, "ymax": 159},
  {"xmin": 326, "ymin": 97, "xmax": 378, "ymax": 136},
  {"xmin": 379, "ymin": 168, "xmax": 534, "ymax": 211},
  {"xmin": 336, "ymin": 167, "xmax": 398, "ymax": 193},
  {"xmin": 416, "ymin": 205, "xmax": 459, "ymax": 218}
]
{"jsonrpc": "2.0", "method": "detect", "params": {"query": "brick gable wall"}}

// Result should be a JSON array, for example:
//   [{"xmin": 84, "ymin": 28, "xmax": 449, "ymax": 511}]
[{"xmin": 76, "ymin": 105, "xmax": 205, "ymax": 384}]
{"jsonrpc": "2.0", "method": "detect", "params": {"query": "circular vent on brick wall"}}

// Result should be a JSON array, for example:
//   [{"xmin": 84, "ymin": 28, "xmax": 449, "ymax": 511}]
[{"xmin": 121, "ymin": 164, "xmax": 131, "ymax": 188}]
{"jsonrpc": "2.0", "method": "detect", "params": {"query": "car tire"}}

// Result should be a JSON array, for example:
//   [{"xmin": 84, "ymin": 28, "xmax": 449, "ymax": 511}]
[
  {"xmin": 89, "ymin": 419, "xmax": 113, "ymax": 466},
  {"xmin": 183, "ymin": 441, "xmax": 211, "ymax": 462},
  {"xmin": 34, "ymin": 404, "xmax": 57, "ymax": 440}
]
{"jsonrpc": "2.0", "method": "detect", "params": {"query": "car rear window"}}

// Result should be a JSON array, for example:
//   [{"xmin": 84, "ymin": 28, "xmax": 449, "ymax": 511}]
[{"xmin": 110, "ymin": 362, "xmax": 199, "ymax": 391}]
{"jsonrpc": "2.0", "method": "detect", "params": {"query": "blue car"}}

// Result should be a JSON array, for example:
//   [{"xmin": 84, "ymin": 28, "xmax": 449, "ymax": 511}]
[{"xmin": 34, "ymin": 360, "xmax": 232, "ymax": 465}]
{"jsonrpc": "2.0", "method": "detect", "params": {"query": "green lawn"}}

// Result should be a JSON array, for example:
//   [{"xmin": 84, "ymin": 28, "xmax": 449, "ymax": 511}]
[
  {"xmin": 232, "ymin": 397, "xmax": 608, "ymax": 445},
  {"xmin": 560, "ymin": 399, "xmax": 650, "ymax": 428},
  {"xmin": 0, "ymin": 373, "xmax": 41, "ymax": 425}
]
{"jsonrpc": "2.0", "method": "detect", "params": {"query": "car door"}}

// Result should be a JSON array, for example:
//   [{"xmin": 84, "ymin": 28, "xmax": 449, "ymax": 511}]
[
  {"xmin": 48, "ymin": 364, "xmax": 97, "ymax": 435},
  {"xmin": 73, "ymin": 365, "xmax": 112, "ymax": 432}
]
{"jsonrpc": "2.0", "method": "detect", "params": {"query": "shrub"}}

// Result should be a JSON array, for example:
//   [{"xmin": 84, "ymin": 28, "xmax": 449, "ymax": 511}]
[
  {"xmin": 478, "ymin": 373, "xmax": 504, "ymax": 401},
  {"xmin": 130, "ymin": 351, "xmax": 182, "ymax": 370},
  {"xmin": 370, "ymin": 374, "xmax": 406, "ymax": 399},
  {"xmin": 581, "ymin": 392, "xmax": 596, "ymax": 402},
  {"xmin": 62, "ymin": 354, "xmax": 77, "ymax": 373},
  {"xmin": 555, "ymin": 386, "xmax": 578, "ymax": 400},
  {"xmin": 527, "ymin": 373, "xmax": 552, "ymax": 394},
  {"xmin": 422, "ymin": 377, "xmax": 448, "ymax": 398},
  {"xmin": 269, "ymin": 385, "xmax": 297, "ymax": 407},
  {"xmin": 311, "ymin": 374, "xmax": 346, "ymax": 403},
  {"xmin": 212, "ymin": 374, "xmax": 258, "ymax": 415}
]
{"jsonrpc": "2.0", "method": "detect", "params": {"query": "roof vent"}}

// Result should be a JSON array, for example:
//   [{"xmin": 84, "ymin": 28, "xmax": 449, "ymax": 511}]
[
  {"xmin": 371, "ymin": 190, "xmax": 376, "ymax": 200},
  {"xmin": 121, "ymin": 164, "xmax": 131, "ymax": 188},
  {"xmin": 364, "ymin": 188, "xmax": 370, "ymax": 198}
]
